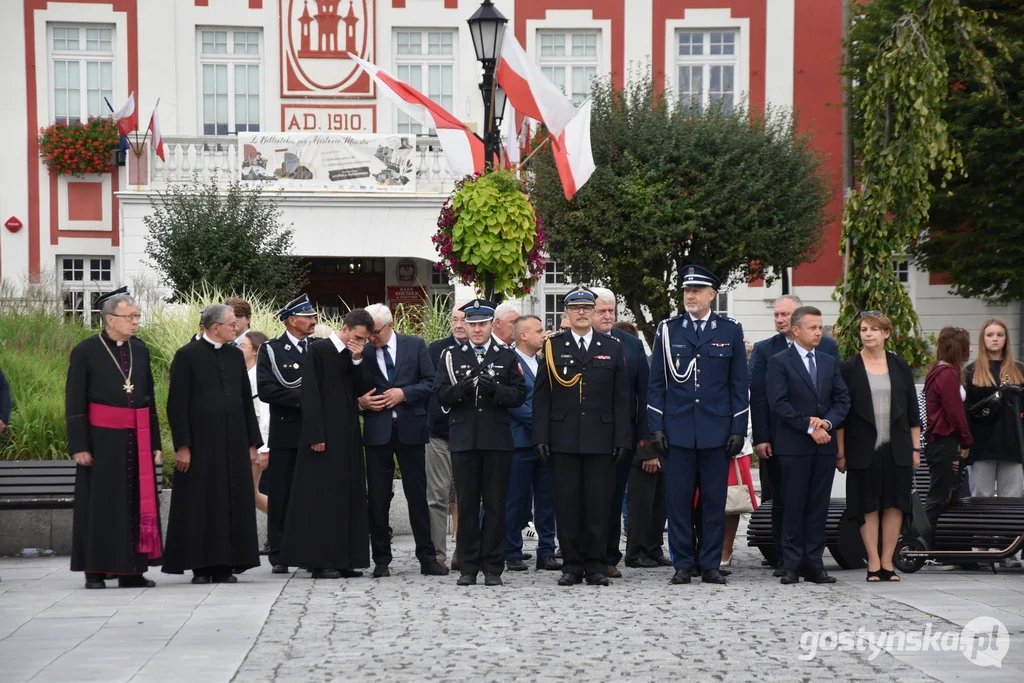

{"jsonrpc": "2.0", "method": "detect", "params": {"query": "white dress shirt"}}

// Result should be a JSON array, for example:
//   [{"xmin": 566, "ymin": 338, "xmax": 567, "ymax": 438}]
[
  {"xmin": 689, "ymin": 310, "xmax": 712, "ymax": 335},
  {"xmin": 375, "ymin": 333, "xmax": 399, "ymax": 417},
  {"xmin": 571, "ymin": 329, "xmax": 594, "ymax": 351},
  {"xmin": 202, "ymin": 333, "xmax": 223, "ymax": 349},
  {"xmin": 247, "ymin": 365, "xmax": 270, "ymax": 453},
  {"xmin": 794, "ymin": 342, "xmax": 830, "ymax": 432},
  {"xmin": 328, "ymin": 332, "xmax": 363, "ymax": 365},
  {"xmin": 515, "ymin": 348, "xmax": 538, "ymax": 376},
  {"xmin": 285, "ymin": 330, "xmax": 307, "ymax": 352}
]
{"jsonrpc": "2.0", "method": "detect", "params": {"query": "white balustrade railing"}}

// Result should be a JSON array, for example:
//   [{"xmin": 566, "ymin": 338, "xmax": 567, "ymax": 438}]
[{"xmin": 148, "ymin": 134, "xmax": 458, "ymax": 194}]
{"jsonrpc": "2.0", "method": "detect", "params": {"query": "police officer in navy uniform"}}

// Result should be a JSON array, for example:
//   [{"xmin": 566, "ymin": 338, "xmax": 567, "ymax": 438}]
[
  {"xmin": 256, "ymin": 294, "xmax": 318, "ymax": 574},
  {"xmin": 435, "ymin": 300, "xmax": 526, "ymax": 587},
  {"xmin": 534, "ymin": 287, "xmax": 632, "ymax": 587},
  {"xmin": 648, "ymin": 266, "xmax": 748, "ymax": 585}
]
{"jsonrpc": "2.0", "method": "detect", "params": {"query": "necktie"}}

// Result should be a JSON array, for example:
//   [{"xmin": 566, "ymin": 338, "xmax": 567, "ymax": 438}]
[
  {"xmin": 382, "ymin": 345, "xmax": 396, "ymax": 383},
  {"xmin": 807, "ymin": 351, "xmax": 817, "ymax": 390},
  {"xmin": 695, "ymin": 320, "xmax": 704, "ymax": 339},
  {"xmin": 578, "ymin": 337, "xmax": 586, "ymax": 352},
  {"xmin": 474, "ymin": 346, "xmax": 486, "ymax": 363},
  {"xmin": 297, "ymin": 338, "xmax": 307, "ymax": 354}
]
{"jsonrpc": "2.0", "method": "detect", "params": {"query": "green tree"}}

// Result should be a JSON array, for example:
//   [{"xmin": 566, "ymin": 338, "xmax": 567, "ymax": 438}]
[
  {"xmin": 529, "ymin": 73, "xmax": 833, "ymax": 343},
  {"xmin": 144, "ymin": 176, "xmax": 307, "ymax": 303},
  {"xmin": 838, "ymin": 0, "xmax": 1004, "ymax": 366}
]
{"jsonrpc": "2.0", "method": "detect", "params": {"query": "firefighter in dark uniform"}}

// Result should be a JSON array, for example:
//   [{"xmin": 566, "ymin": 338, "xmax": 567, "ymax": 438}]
[
  {"xmin": 648, "ymin": 266, "xmax": 748, "ymax": 585},
  {"xmin": 435, "ymin": 300, "xmax": 526, "ymax": 587},
  {"xmin": 256, "ymin": 294, "xmax": 318, "ymax": 574},
  {"xmin": 533, "ymin": 287, "xmax": 631, "ymax": 587}
]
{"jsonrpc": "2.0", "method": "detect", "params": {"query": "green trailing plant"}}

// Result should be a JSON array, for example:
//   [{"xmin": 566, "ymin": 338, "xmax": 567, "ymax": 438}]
[
  {"xmin": 434, "ymin": 169, "xmax": 545, "ymax": 301},
  {"xmin": 837, "ymin": 0, "xmax": 1005, "ymax": 367}
]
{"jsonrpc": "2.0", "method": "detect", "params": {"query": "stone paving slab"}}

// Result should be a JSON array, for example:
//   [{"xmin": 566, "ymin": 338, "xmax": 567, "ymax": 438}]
[{"xmin": 2, "ymin": 524, "xmax": 1023, "ymax": 682}]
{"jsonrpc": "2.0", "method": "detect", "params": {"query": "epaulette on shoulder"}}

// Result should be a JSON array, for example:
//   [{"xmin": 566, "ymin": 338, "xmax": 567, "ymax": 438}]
[
  {"xmin": 606, "ymin": 332, "xmax": 621, "ymax": 342},
  {"xmin": 718, "ymin": 316, "xmax": 739, "ymax": 325},
  {"xmin": 549, "ymin": 330, "xmax": 569, "ymax": 338},
  {"xmin": 267, "ymin": 336, "xmax": 286, "ymax": 345}
]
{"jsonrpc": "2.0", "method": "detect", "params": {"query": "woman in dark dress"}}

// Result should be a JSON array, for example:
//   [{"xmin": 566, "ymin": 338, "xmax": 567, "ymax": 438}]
[{"xmin": 837, "ymin": 313, "xmax": 921, "ymax": 581}]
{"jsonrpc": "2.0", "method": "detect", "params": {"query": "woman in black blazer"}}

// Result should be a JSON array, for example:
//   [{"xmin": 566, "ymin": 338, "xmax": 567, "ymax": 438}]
[{"xmin": 837, "ymin": 313, "xmax": 922, "ymax": 581}]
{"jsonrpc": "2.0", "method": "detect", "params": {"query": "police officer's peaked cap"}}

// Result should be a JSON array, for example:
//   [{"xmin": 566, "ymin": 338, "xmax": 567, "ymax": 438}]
[
  {"xmin": 460, "ymin": 299, "xmax": 496, "ymax": 323},
  {"xmin": 563, "ymin": 286, "xmax": 596, "ymax": 307},
  {"xmin": 680, "ymin": 265, "xmax": 721, "ymax": 290},
  {"xmin": 278, "ymin": 294, "xmax": 317, "ymax": 321},
  {"xmin": 95, "ymin": 286, "xmax": 130, "ymax": 310}
]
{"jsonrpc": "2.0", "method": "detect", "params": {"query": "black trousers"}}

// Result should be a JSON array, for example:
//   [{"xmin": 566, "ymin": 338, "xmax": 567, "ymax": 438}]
[
  {"xmin": 924, "ymin": 436, "xmax": 962, "ymax": 533},
  {"xmin": 761, "ymin": 451, "xmax": 785, "ymax": 554},
  {"xmin": 606, "ymin": 455, "xmax": 632, "ymax": 566},
  {"xmin": 366, "ymin": 426, "xmax": 435, "ymax": 567},
  {"xmin": 625, "ymin": 465, "xmax": 666, "ymax": 563},
  {"xmin": 552, "ymin": 452, "xmax": 614, "ymax": 578},
  {"xmin": 452, "ymin": 449, "xmax": 513, "ymax": 577},
  {"xmin": 267, "ymin": 447, "xmax": 298, "ymax": 567},
  {"xmin": 778, "ymin": 454, "xmax": 835, "ymax": 571}
]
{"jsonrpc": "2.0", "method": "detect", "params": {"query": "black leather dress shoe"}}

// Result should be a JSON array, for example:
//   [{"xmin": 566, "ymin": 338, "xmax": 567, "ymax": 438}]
[
  {"xmin": 586, "ymin": 573, "xmax": 610, "ymax": 586},
  {"xmin": 118, "ymin": 575, "xmax": 155, "ymax": 588},
  {"xmin": 773, "ymin": 567, "xmax": 787, "ymax": 578},
  {"xmin": 557, "ymin": 572, "xmax": 582, "ymax": 586},
  {"xmin": 213, "ymin": 574, "xmax": 238, "ymax": 584},
  {"xmin": 191, "ymin": 575, "xmax": 212, "ymax": 584},
  {"xmin": 484, "ymin": 574, "xmax": 503, "ymax": 586},
  {"xmin": 259, "ymin": 541, "xmax": 271, "ymax": 556},
  {"xmin": 780, "ymin": 569, "xmax": 800, "ymax": 584},
  {"xmin": 719, "ymin": 568, "xmax": 732, "ymax": 577},
  {"xmin": 670, "ymin": 569, "xmax": 691, "ymax": 584},
  {"xmin": 456, "ymin": 573, "xmax": 477, "ymax": 586},
  {"xmin": 701, "ymin": 569, "xmax": 727, "ymax": 584},
  {"xmin": 689, "ymin": 567, "xmax": 700, "ymax": 578},
  {"xmin": 625, "ymin": 556, "xmax": 658, "ymax": 568},
  {"xmin": 372, "ymin": 565, "xmax": 390, "ymax": 578},
  {"xmin": 84, "ymin": 579, "xmax": 106, "ymax": 589},
  {"xmin": 536, "ymin": 556, "xmax": 563, "ymax": 571},
  {"xmin": 311, "ymin": 568, "xmax": 342, "ymax": 579},
  {"xmin": 506, "ymin": 558, "xmax": 528, "ymax": 572},
  {"xmin": 421, "ymin": 562, "xmax": 448, "ymax": 576},
  {"xmin": 272, "ymin": 565, "xmax": 290, "ymax": 574},
  {"xmin": 339, "ymin": 569, "xmax": 363, "ymax": 578},
  {"xmin": 653, "ymin": 556, "xmax": 674, "ymax": 567},
  {"xmin": 522, "ymin": 552, "xmax": 533, "ymax": 561},
  {"xmin": 802, "ymin": 568, "xmax": 837, "ymax": 584}
]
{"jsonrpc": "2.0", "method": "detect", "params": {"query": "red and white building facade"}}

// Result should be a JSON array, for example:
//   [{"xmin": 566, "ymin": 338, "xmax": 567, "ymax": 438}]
[{"xmin": 0, "ymin": 0, "xmax": 1016, "ymax": 340}]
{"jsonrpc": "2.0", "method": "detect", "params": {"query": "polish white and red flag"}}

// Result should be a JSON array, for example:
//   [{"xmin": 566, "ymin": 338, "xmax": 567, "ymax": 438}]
[
  {"xmin": 349, "ymin": 54, "xmax": 484, "ymax": 177},
  {"xmin": 551, "ymin": 100, "xmax": 596, "ymax": 200},
  {"xmin": 147, "ymin": 101, "xmax": 165, "ymax": 161},
  {"xmin": 112, "ymin": 92, "xmax": 137, "ymax": 137}
]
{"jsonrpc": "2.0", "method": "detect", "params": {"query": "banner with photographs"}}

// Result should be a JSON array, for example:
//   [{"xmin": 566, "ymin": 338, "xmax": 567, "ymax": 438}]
[{"xmin": 238, "ymin": 133, "xmax": 416, "ymax": 191}]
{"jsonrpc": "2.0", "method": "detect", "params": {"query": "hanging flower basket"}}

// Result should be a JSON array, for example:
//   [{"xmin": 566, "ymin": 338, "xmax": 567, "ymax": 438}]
[
  {"xmin": 433, "ymin": 169, "xmax": 546, "ymax": 299},
  {"xmin": 38, "ymin": 117, "xmax": 120, "ymax": 176}
]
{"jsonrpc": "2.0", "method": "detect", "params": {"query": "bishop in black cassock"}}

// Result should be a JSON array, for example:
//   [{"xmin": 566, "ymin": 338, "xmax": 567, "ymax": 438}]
[
  {"xmin": 163, "ymin": 305, "xmax": 262, "ymax": 583},
  {"xmin": 279, "ymin": 310, "xmax": 375, "ymax": 578}
]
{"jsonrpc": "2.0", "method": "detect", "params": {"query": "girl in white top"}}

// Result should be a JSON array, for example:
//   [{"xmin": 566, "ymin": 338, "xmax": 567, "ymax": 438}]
[{"xmin": 239, "ymin": 331, "xmax": 270, "ymax": 514}]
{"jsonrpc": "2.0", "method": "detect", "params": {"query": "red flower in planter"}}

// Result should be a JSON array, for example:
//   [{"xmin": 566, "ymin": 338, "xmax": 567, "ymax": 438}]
[{"xmin": 38, "ymin": 116, "xmax": 119, "ymax": 176}]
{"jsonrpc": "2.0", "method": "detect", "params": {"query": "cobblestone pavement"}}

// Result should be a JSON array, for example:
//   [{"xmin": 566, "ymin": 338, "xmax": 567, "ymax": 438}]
[{"xmin": 3, "ymin": 524, "xmax": 1023, "ymax": 682}]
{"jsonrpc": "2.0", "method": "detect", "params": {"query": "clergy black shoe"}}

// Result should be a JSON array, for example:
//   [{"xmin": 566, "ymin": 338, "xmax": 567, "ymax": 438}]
[
  {"xmin": 191, "ymin": 576, "xmax": 212, "ymax": 584},
  {"xmin": 338, "ymin": 569, "xmax": 363, "ymax": 578},
  {"xmin": 456, "ymin": 573, "xmax": 477, "ymax": 586},
  {"xmin": 259, "ymin": 541, "xmax": 270, "ymax": 556},
  {"xmin": 653, "ymin": 555, "xmax": 674, "ymax": 567},
  {"xmin": 802, "ymin": 568, "xmax": 837, "ymax": 584},
  {"xmin": 626, "ymin": 556, "xmax": 659, "ymax": 569},
  {"xmin": 701, "ymin": 569, "xmax": 727, "ymax": 585},
  {"xmin": 557, "ymin": 572, "xmax": 582, "ymax": 586},
  {"xmin": 213, "ymin": 574, "xmax": 238, "ymax": 584},
  {"xmin": 84, "ymin": 579, "xmax": 106, "ymax": 589},
  {"xmin": 780, "ymin": 569, "xmax": 801, "ymax": 585},
  {"xmin": 272, "ymin": 565, "xmax": 290, "ymax": 574},
  {"xmin": 372, "ymin": 565, "xmax": 390, "ymax": 578},
  {"xmin": 118, "ymin": 575, "xmax": 155, "ymax": 588},
  {"xmin": 311, "ymin": 569, "xmax": 342, "ymax": 579},
  {"xmin": 670, "ymin": 569, "xmax": 691, "ymax": 585},
  {"xmin": 773, "ymin": 566, "xmax": 787, "ymax": 578},
  {"xmin": 506, "ymin": 559, "xmax": 528, "ymax": 572},
  {"xmin": 421, "ymin": 562, "xmax": 448, "ymax": 576},
  {"xmin": 536, "ymin": 557, "xmax": 563, "ymax": 571},
  {"xmin": 586, "ymin": 573, "xmax": 610, "ymax": 586},
  {"xmin": 484, "ymin": 574, "xmax": 503, "ymax": 586}
]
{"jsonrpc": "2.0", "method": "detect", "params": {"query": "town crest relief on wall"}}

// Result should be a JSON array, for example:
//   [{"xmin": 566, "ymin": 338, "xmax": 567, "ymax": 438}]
[{"xmin": 280, "ymin": 0, "xmax": 376, "ymax": 98}]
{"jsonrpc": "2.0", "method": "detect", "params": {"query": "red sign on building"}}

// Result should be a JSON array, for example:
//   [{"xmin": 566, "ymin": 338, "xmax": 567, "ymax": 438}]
[{"xmin": 387, "ymin": 286, "xmax": 426, "ymax": 306}]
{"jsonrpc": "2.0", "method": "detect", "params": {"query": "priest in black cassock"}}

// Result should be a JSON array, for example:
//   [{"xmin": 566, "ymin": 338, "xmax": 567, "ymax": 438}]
[
  {"xmin": 279, "ymin": 308, "xmax": 376, "ymax": 578},
  {"xmin": 163, "ymin": 303, "xmax": 262, "ymax": 583},
  {"xmin": 66, "ymin": 287, "xmax": 163, "ymax": 589}
]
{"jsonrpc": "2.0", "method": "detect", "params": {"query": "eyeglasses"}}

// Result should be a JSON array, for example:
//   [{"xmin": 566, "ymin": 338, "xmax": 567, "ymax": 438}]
[
  {"xmin": 371, "ymin": 321, "xmax": 393, "ymax": 336},
  {"xmin": 110, "ymin": 314, "xmax": 141, "ymax": 322},
  {"xmin": 859, "ymin": 310, "xmax": 884, "ymax": 318}
]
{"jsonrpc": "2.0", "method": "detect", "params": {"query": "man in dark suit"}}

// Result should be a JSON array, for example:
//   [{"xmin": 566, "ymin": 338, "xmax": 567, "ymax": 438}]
[
  {"xmin": 749, "ymin": 295, "xmax": 839, "ymax": 574},
  {"xmin": 435, "ymin": 300, "xmax": 526, "ymax": 586},
  {"xmin": 425, "ymin": 305, "xmax": 468, "ymax": 570},
  {"xmin": 534, "ymin": 287, "xmax": 632, "ymax": 587},
  {"xmin": 766, "ymin": 305, "xmax": 851, "ymax": 585},
  {"xmin": 590, "ymin": 287, "xmax": 652, "ymax": 577},
  {"xmin": 257, "ymin": 294, "xmax": 318, "ymax": 575},
  {"xmin": 648, "ymin": 265, "xmax": 748, "ymax": 586},
  {"xmin": 505, "ymin": 315, "xmax": 561, "ymax": 572},
  {"xmin": 361, "ymin": 304, "xmax": 445, "ymax": 577}
]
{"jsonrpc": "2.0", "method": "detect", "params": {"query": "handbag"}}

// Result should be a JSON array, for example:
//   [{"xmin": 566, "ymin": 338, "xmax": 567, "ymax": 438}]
[
  {"xmin": 968, "ymin": 389, "xmax": 1004, "ymax": 422},
  {"xmin": 725, "ymin": 456, "xmax": 755, "ymax": 515}
]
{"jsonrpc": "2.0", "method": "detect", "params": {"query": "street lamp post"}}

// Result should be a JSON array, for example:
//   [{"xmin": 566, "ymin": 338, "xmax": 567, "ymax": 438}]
[{"xmin": 468, "ymin": 0, "xmax": 509, "ymax": 171}]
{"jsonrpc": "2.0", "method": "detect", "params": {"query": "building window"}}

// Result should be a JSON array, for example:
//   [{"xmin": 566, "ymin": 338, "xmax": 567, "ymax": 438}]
[
  {"xmin": 60, "ymin": 256, "xmax": 113, "ymax": 326},
  {"xmin": 675, "ymin": 30, "xmax": 738, "ymax": 114},
  {"xmin": 50, "ymin": 25, "xmax": 115, "ymax": 125},
  {"xmin": 712, "ymin": 291, "xmax": 730, "ymax": 317},
  {"xmin": 431, "ymin": 267, "xmax": 451, "ymax": 286},
  {"xmin": 537, "ymin": 31, "xmax": 599, "ymax": 106},
  {"xmin": 544, "ymin": 261, "xmax": 567, "ymax": 285},
  {"xmin": 544, "ymin": 293, "xmax": 567, "ymax": 332},
  {"xmin": 394, "ymin": 30, "xmax": 456, "ymax": 134},
  {"xmin": 893, "ymin": 256, "xmax": 910, "ymax": 285},
  {"xmin": 199, "ymin": 29, "xmax": 261, "ymax": 135}
]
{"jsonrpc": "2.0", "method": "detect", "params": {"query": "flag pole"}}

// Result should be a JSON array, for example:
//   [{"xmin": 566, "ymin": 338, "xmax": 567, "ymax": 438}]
[{"xmin": 516, "ymin": 135, "xmax": 551, "ymax": 170}]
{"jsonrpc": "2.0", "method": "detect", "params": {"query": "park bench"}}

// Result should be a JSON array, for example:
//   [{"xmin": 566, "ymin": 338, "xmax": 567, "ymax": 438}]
[{"xmin": 0, "ymin": 460, "xmax": 163, "ymax": 510}]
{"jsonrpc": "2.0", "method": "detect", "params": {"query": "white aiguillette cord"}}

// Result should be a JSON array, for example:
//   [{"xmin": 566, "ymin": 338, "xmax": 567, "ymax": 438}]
[{"xmin": 660, "ymin": 321, "xmax": 697, "ymax": 385}]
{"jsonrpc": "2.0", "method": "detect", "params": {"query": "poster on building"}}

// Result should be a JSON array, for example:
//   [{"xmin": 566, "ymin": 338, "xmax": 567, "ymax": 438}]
[{"xmin": 238, "ymin": 133, "xmax": 416, "ymax": 192}]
